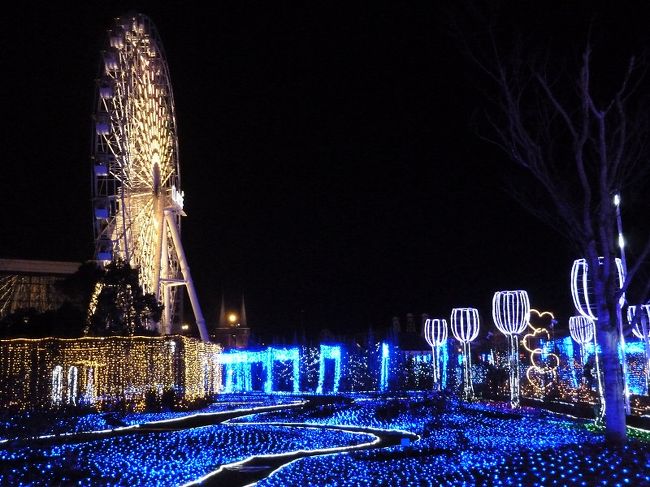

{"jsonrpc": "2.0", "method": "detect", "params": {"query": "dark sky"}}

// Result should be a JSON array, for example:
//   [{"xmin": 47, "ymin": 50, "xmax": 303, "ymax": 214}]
[{"xmin": 2, "ymin": 1, "xmax": 649, "ymax": 341}]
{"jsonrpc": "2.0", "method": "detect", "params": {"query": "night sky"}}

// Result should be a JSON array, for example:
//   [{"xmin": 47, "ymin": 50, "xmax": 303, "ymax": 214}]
[{"xmin": 2, "ymin": 2, "xmax": 649, "ymax": 341}]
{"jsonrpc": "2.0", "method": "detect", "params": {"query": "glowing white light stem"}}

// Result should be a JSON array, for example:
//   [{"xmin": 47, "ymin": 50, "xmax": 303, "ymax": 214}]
[
  {"xmin": 627, "ymin": 305, "xmax": 650, "ymax": 395},
  {"xmin": 593, "ymin": 328, "xmax": 606, "ymax": 423},
  {"xmin": 492, "ymin": 290, "xmax": 530, "ymax": 408},
  {"xmin": 571, "ymin": 255, "xmax": 630, "ymax": 414},
  {"xmin": 451, "ymin": 308, "xmax": 479, "ymax": 400},
  {"xmin": 424, "ymin": 318, "xmax": 447, "ymax": 390}
]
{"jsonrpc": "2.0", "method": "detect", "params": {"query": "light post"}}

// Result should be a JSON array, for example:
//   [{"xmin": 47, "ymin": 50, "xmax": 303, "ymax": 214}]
[{"xmin": 613, "ymin": 192, "xmax": 632, "ymax": 414}]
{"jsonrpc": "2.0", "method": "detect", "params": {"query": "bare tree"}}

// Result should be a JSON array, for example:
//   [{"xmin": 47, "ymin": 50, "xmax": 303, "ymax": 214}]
[{"xmin": 456, "ymin": 17, "xmax": 650, "ymax": 443}]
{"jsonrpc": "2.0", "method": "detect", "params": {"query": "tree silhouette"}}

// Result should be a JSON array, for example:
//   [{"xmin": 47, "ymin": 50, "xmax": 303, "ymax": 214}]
[
  {"xmin": 87, "ymin": 260, "xmax": 163, "ymax": 336},
  {"xmin": 452, "ymin": 5, "xmax": 650, "ymax": 444}
]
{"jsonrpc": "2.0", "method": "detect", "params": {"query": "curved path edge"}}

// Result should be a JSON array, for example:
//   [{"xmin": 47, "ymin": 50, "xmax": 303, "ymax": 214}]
[{"xmin": 184, "ymin": 422, "xmax": 419, "ymax": 487}]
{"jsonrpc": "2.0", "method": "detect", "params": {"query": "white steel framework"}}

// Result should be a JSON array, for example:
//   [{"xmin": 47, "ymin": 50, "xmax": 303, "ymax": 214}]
[{"xmin": 91, "ymin": 14, "xmax": 208, "ymax": 340}]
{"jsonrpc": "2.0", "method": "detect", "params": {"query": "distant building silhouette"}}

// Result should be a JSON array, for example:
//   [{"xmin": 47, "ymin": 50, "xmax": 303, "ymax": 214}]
[
  {"xmin": 0, "ymin": 259, "xmax": 80, "ymax": 319},
  {"xmin": 388, "ymin": 313, "xmax": 431, "ymax": 353},
  {"xmin": 212, "ymin": 294, "xmax": 250, "ymax": 349}
]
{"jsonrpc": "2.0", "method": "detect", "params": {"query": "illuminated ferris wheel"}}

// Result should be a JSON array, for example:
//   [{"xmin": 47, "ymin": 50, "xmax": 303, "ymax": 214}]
[{"xmin": 91, "ymin": 13, "xmax": 208, "ymax": 340}]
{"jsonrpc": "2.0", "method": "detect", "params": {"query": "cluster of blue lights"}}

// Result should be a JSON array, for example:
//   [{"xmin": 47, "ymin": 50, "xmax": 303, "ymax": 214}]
[
  {"xmin": 219, "ymin": 346, "xmax": 339, "ymax": 394},
  {"xmin": 215, "ymin": 337, "xmax": 648, "ymax": 408},
  {"xmin": 252, "ymin": 394, "xmax": 649, "ymax": 487},
  {"xmin": 1, "ymin": 392, "xmax": 648, "ymax": 485},
  {"xmin": 0, "ymin": 412, "xmax": 112, "ymax": 442},
  {"xmin": 544, "ymin": 337, "xmax": 648, "ymax": 396},
  {"xmin": 0, "ymin": 395, "xmax": 300, "ymax": 442},
  {"xmin": 0, "ymin": 422, "xmax": 369, "ymax": 485},
  {"xmin": 317, "ymin": 345, "xmax": 342, "ymax": 394}
]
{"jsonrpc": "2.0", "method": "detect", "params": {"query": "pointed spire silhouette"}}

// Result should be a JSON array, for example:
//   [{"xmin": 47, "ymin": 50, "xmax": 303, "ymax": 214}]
[
  {"xmin": 239, "ymin": 294, "xmax": 248, "ymax": 328},
  {"xmin": 218, "ymin": 294, "xmax": 227, "ymax": 328}
]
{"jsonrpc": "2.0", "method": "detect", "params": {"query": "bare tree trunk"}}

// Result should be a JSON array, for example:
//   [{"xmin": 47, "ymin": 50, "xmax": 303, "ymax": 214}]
[{"xmin": 597, "ymin": 303, "xmax": 627, "ymax": 444}]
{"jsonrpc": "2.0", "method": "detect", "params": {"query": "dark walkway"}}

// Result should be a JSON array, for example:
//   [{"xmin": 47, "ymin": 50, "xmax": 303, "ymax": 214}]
[
  {"xmin": 12, "ymin": 401, "xmax": 306, "ymax": 449},
  {"xmin": 192, "ymin": 422, "xmax": 419, "ymax": 486}
]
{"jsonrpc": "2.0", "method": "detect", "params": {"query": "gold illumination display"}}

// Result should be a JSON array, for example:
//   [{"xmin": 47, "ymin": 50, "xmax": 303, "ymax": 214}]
[
  {"xmin": 0, "ymin": 336, "xmax": 221, "ymax": 411},
  {"xmin": 228, "ymin": 313, "xmax": 237, "ymax": 324},
  {"xmin": 521, "ymin": 309, "xmax": 559, "ymax": 394}
]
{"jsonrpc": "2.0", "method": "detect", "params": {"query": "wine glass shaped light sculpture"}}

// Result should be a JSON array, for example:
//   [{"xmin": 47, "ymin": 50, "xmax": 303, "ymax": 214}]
[
  {"xmin": 569, "ymin": 315, "xmax": 596, "ymax": 365},
  {"xmin": 569, "ymin": 315, "xmax": 605, "ymax": 414},
  {"xmin": 627, "ymin": 305, "xmax": 650, "ymax": 395},
  {"xmin": 571, "ymin": 257, "xmax": 627, "ymax": 414},
  {"xmin": 424, "ymin": 318, "xmax": 448, "ymax": 390},
  {"xmin": 492, "ymin": 290, "xmax": 530, "ymax": 408},
  {"xmin": 571, "ymin": 257, "xmax": 624, "ymax": 320},
  {"xmin": 451, "ymin": 308, "xmax": 480, "ymax": 400}
]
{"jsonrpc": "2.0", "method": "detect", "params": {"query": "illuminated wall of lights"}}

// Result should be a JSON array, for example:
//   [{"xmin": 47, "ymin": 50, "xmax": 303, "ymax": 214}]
[
  {"xmin": 217, "ymin": 347, "xmax": 301, "ymax": 394},
  {"xmin": 526, "ymin": 336, "xmax": 649, "ymax": 400},
  {"xmin": 265, "ymin": 347, "xmax": 300, "ymax": 394},
  {"xmin": 317, "ymin": 345, "xmax": 342, "ymax": 394},
  {"xmin": 380, "ymin": 342, "xmax": 390, "ymax": 392},
  {"xmin": 0, "ymin": 336, "xmax": 222, "ymax": 411}
]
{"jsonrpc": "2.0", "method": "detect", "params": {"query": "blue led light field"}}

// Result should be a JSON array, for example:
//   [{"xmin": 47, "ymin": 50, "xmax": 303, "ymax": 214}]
[{"xmin": 0, "ymin": 423, "xmax": 372, "ymax": 485}]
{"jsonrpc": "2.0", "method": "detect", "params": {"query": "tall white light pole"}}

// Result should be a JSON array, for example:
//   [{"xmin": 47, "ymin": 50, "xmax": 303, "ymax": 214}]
[{"xmin": 614, "ymin": 193, "xmax": 631, "ymax": 414}]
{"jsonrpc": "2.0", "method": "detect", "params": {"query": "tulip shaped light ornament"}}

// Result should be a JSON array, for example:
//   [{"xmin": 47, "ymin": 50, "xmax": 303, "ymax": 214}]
[
  {"xmin": 451, "ymin": 308, "xmax": 480, "ymax": 400},
  {"xmin": 571, "ymin": 256, "xmax": 629, "ymax": 415},
  {"xmin": 569, "ymin": 315, "xmax": 596, "ymax": 365},
  {"xmin": 424, "ymin": 318, "xmax": 448, "ymax": 390},
  {"xmin": 569, "ymin": 315, "xmax": 605, "ymax": 415},
  {"xmin": 492, "ymin": 290, "xmax": 530, "ymax": 408}
]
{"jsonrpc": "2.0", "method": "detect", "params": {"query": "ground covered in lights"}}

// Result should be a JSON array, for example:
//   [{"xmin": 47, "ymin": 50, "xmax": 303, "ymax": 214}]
[{"xmin": 0, "ymin": 393, "xmax": 649, "ymax": 486}]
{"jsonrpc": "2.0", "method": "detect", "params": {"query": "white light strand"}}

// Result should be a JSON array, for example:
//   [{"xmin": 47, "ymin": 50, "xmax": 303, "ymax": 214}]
[
  {"xmin": 570, "ymin": 256, "xmax": 627, "ymax": 416},
  {"xmin": 571, "ymin": 257, "xmax": 624, "ymax": 320},
  {"xmin": 492, "ymin": 290, "xmax": 530, "ymax": 336},
  {"xmin": 627, "ymin": 304, "xmax": 650, "ymax": 395},
  {"xmin": 450, "ymin": 308, "xmax": 480, "ymax": 400},
  {"xmin": 492, "ymin": 290, "xmax": 530, "ymax": 408},
  {"xmin": 568, "ymin": 316, "xmax": 595, "ymax": 346},
  {"xmin": 424, "ymin": 319, "xmax": 448, "ymax": 390},
  {"xmin": 627, "ymin": 305, "xmax": 650, "ymax": 340},
  {"xmin": 450, "ymin": 308, "xmax": 480, "ymax": 344}
]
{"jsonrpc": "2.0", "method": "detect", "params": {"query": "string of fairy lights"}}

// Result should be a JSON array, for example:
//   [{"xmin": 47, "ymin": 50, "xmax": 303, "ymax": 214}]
[
  {"xmin": 2, "ymin": 330, "xmax": 649, "ymax": 412},
  {"xmin": 0, "ymin": 336, "xmax": 221, "ymax": 411}
]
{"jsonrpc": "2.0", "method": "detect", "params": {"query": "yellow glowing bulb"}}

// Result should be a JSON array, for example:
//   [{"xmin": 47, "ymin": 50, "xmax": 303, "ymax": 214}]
[{"xmin": 228, "ymin": 313, "xmax": 237, "ymax": 323}]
